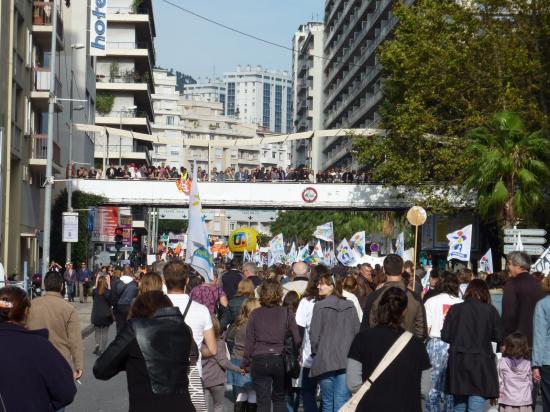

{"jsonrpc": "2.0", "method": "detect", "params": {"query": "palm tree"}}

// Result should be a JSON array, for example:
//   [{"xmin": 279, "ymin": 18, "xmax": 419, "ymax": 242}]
[{"xmin": 465, "ymin": 112, "xmax": 550, "ymax": 229}]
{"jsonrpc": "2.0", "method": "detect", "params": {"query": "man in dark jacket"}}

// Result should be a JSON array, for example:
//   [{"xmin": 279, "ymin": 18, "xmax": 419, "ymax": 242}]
[
  {"xmin": 361, "ymin": 254, "xmax": 427, "ymax": 339},
  {"xmin": 220, "ymin": 260, "xmax": 243, "ymax": 300},
  {"xmin": 502, "ymin": 251, "xmax": 544, "ymax": 346}
]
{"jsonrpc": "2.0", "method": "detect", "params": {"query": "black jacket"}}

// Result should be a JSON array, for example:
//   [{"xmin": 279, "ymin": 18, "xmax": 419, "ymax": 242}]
[
  {"xmin": 91, "ymin": 289, "xmax": 114, "ymax": 327},
  {"xmin": 442, "ymin": 299, "xmax": 503, "ymax": 398},
  {"xmin": 0, "ymin": 322, "xmax": 76, "ymax": 412},
  {"xmin": 93, "ymin": 307, "xmax": 195, "ymax": 412}
]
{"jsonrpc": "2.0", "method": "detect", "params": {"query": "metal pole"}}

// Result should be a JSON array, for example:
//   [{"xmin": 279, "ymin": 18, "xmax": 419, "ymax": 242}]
[
  {"xmin": 41, "ymin": 0, "xmax": 59, "ymax": 276},
  {"xmin": 66, "ymin": 50, "xmax": 75, "ymax": 263},
  {"xmin": 0, "ymin": 128, "xmax": 4, "ymax": 249}
]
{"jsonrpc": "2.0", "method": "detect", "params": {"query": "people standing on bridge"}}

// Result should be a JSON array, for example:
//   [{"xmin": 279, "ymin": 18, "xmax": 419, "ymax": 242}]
[
  {"xmin": 309, "ymin": 273, "xmax": 359, "ymax": 411},
  {"xmin": 94, "ymin": 290, "xmax": 196, "ymax": 411},
  {"xmin": 0, "ymin": 286, "xmax": 77, "ymax": 412}
]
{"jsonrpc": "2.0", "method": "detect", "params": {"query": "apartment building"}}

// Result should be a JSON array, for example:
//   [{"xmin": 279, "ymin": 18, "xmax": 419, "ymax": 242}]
[
  {"xmin": 151, "ymin": 69, "xmax": 291, "ymax": 173},
  {"xmin": 93, "ymin": 0, "xmax": 156, "ymax": 170},
  {"xmin": 322, "ymin": 0, "xmax": 411, "ymax": 170},
  {"xmin": 0, "ymin": 0, "xmax": 95, "ymax": 276},
  {"xmin": 291, "ymin": 22, "xmax": 325, "ymax": 170},
  {"xmin": 224, "ymin": 65, "xmax": 293, "ymax": 134},
  {"xmin": 182, "ymin": 78, "xmax": 226, "ymax": 112}
]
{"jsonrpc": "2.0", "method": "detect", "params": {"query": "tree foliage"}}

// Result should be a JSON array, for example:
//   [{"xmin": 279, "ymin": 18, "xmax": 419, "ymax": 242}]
[
  {"xmin": 465, "ymin": 112, "xmax": 550, "ymax": 228},
  {"xmin": 158, "ymin": 219, "xmax": 188, "ymax": 234},
  {"xmin": 51, "ymin": 190, "xmax": 106, "ymax": 265},
  {"xmin": 355, "ymin": 0, "xmax": 550, "ymax": 189}
]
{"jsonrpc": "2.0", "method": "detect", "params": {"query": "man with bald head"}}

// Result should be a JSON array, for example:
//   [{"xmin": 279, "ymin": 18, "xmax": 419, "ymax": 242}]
[{"xmin": 283, "ymin": 261, "xmax": 310, "ymax": 296}]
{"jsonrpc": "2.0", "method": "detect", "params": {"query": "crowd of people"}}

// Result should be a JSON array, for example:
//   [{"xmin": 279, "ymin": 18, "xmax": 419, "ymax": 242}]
[
  {"xmin": 1, "ymin": 251, "xmax": 549, "ymax": 412},
  {"xmin": 67, "ymin": 163, "xmax": 371, "ymax": 184}
]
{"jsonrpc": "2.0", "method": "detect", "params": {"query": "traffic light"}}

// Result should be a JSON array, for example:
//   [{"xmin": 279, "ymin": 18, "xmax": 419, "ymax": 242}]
[
  {"xmin": 132, "ymin": 234, "xmax": 140, "ymax": 253},
  {"xmin": 114, "ymin": 227, "xmax": 123, "ymax": 251}
]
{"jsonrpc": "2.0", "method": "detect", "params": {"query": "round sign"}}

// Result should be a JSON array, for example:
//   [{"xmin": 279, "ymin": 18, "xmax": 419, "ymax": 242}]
[
  {"xmin": 406, "ymin": 206, "xmax": 427, "ymax": 226},
  {"xmin": 302, "ymin": 187, "xmax": 318, "ymax": 203},
  {"xmin": 228, "ymin": 227, "xmax": 258, "ymax": 252},
  {"xmin": 370, "ymin": 243, "xmax": 379, "ymax": 253}
]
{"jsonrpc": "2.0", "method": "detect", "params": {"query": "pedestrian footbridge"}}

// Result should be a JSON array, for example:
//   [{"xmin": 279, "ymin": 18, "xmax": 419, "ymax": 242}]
[{"xmin": 69, "ymin": 179, "xmax": 472, "ymax": 210}]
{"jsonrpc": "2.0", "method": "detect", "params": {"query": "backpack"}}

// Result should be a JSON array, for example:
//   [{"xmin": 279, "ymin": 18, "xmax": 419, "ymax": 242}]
[{"xmin": 115, "ymin": 281, "xmax": 137, "ymax": 308}]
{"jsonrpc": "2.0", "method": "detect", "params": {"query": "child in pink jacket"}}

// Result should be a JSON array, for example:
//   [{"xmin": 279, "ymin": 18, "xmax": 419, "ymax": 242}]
[{"xmin": 497, "ymin": 332, "xmax": 533, "ymax": 412}]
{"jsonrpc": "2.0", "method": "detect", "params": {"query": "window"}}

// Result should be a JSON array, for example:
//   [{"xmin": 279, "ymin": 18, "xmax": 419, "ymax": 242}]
[
  {"xmin": 272, "ymin": 152, "xmax": 276, "ymax": 159},
  {"xmin": 226, "ymin": 82, "xmax": 235, "ymax": 116},
  {"xmin": 166, "ymin": 116, "xmax": 175, "ymax": 125},
  {"xmin": 274, "ymin": 85, "xmax": 282, "ymax": 133},
  {"xmin": 262, "ymin": 83, "xmax": 270, "ymax": 128}
]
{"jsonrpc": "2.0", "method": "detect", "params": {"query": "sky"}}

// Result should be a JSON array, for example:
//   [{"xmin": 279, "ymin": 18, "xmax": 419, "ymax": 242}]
[{"xmin": 153, "ymin": 0, "xmax": 324, "ymax": 80}]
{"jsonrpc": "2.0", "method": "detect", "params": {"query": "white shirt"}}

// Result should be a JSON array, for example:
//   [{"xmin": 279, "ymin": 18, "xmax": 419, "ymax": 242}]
[
  {"xmin": 295, "ymin": 298, "xmax": 315, "ymax": 368},
  {"xmin": 424, "ymin": 293, "xmax": 463, "ymax": 338},
  {"xmin": 167, "ymin": 293, "xmax": 213, "ymax": 376},
  {"xmin": 343, "ymin": 290, "xmax": 363, "ymax": 322}
]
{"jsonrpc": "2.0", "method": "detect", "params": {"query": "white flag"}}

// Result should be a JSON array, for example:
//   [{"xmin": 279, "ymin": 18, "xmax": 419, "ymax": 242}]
[
  {"xmin": 269, "ymin": 233, "xmax": 285, "ymax": 257},
  {"xmin": 532, "ymin": 246, "xmax": 550, "ymax": 273},
  {"xmin": 447, "ymin": 224, "xmax": 473, "ymax": 262},
  {"xmin": 350, "ymin": 231, "xmax": 366, "ymax": 257},
  {"xmin": 313, "ymin": 222, "xmax": 334, "ymax": 242},
  {"xmin": 297, "ymin": 245, "xmax": 310, "ymax": 262},
  {"xmin": 243, "ymin": 249, "xmax": 251, "ymax": 263},
  {"xmin": 396, "ymin": 232, "xmax": 405, "ymax": 257},
  {"xmin": 313, "ymin": 241, "xmax": 324, "ymax": 259},
  {"xmin": 336, "ymin": 239, "xmax": 357, "ymax": 267},
  {"xmin": 479, "ymin": 249, "xmax": 493, "ymax": 274},
  {"xmin": 288, "ymin": 242, "xmax": 297, "ymax": 264},
  {"xmin": 514, "ymin": 233, "xmax": 524, "ymax": 252},
  {"xmin": 185, "ymin": 162, "xmax": 214, "ymax": 280}
]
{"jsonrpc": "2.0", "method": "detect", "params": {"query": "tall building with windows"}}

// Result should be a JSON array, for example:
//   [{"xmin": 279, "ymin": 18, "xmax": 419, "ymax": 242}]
[
  {"xmin": 182, "ymin": 79, "xmax": 226, "ymax": 112},
  {"xmin": 93, "ymin": 0, "xmax": 157, "ymax": 170},
  {"xmin": 0, "ymin": 0, "xmax": 95, "ymax": 276},
  {"xmin": 223, "ymin": 65, "xmax": 293, "ymax": 134},
  {"xmin": 322, "ymin": 0, "xmax": 411, "ymax": 169},
  {"xmin": 291, "ymin": 22, "xmax": 325, "ymax": 169}
]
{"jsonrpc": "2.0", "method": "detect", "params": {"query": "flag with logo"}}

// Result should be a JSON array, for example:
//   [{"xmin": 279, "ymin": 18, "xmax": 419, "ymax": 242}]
[
  {"xmin": 446, "ymin": 224, "xmax": 473, "ymax": 262},
  {"xmin": 337, "ymin": 239, "xmax": 358, "ymax": 267},
  {"xmin": 185, "ymin": 162, "xmax": 214, "ymax": 280},
  {"xmin": 395, "ymin": 232, "xmax": 405, "ymax": 257},
  {"xmin": 313, "ymin": 241, "xmax": 324, "ymax": 259},
  {"xmin": 313, "ymin": 222, "xmax": 334, "ymax": 242},
  {"xmin": 269, "ymin": 233, "xmax": 285, "ymax": 257},
  {"xmin": 350, "ymin": 231, "xmax": 366, "ymax": 257},
  {"xmin": 479, "ymin": 249, "xmax": 493, "ymax": 274},
  {"xmin": 288, "ymin": 242, "xmax": 297, "ymax": 264},
  {"xmin": 323, "ymin": 248, "xmax": 336, "ymax": 267},
  {"xmin": 297, "ymin": 245, "xmax": 310, "ymax": 262},
  {"xmin": 243, "ymin": 249, "xmax": 251, "ymax": 263}
]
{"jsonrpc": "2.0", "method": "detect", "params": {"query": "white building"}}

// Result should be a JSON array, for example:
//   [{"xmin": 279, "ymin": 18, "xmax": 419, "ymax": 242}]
[
  {"xmin": 182, "ymin": 78, "xmax": 226, "ymax": 112},
  {"xmin": 151, "ymin": 69, "xmax": 291, "ymax": 172},
  {"xmin": 93, "ymin": 0, "xmax": 157, "ymax": 169},
  {"xmin": 223, "ymin": 65, "xmax": 293, "ymax": 134},
  {"xmin": 291, "ymin": 22, "xmax": 324, "ymax": 170}
]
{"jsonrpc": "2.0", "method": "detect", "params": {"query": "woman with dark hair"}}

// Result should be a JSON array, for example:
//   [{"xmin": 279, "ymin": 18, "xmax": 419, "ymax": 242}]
[
  {"xmin": 242, "ymin": 278, "xmax": 301, "ymax": 412},
  {"xmin": 423, "ymin": 271, "xmax": 462, "ymax": 412},
  {"xmin": 94, "ymin": 290, "xmax": 196, "ymax": 411},
  {"xmin": 91, "ymin": 274, "xmax": 114, "ymax": 356},
  {"xmin": 309, "ymin": 273, "xmax": 360, "ymax": 411},
  {"xmin": 346, "ymin": 287, "xmax": 430, "ymax": 411},
  {"xmin": 441, "ymin": 279, "xmax": 503, "ymax": 412},
  {"xmin": 0, "ymin": 286, "xmax": 76, "ymax": 411}
]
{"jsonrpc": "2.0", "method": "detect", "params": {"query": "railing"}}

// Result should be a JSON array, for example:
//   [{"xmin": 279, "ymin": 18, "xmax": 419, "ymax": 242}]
[
  {"xmin": 106, "ymin": 41, "xmax": 150, "ymax": 50},
  {"xmin": 32, "ymin": 67, "xmax": 62, "ymax": 97},
  {"xmin": 107, "ymin": 6, "xmax": 150, "ymax": 14},
  {"xmin": 96, "ymin": 71, "xmax": 151, "ymax": 84},
  {"xmin": 30, "ymin": 134, "xmax": 61, "ymax": 165},
  {"xmin": 99, "ymin": 110, "xmax": 151, "ymax": 120},
  {"xmin": 32, "ymin": 2, "xmax": 63, "ymax": 39}
]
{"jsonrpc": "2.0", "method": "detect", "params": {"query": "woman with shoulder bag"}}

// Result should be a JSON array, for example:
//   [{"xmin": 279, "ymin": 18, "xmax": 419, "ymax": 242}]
[
  {"xmin": 345, "ymin": 287, "xmax": 430, "ymax": 412},
  {"xmin": 242, "ymin": 279, "xmax": 301, "ymax": 412}
]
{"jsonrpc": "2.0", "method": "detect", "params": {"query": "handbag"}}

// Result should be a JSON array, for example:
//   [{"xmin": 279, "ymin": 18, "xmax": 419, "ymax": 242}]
[
  {"xmin": 338, "ymin": 331, "xmax": 413, "ymax": 412},
  {"xmin": 283, "ymin": 307, "xmax": 301, "ymax": 379}
]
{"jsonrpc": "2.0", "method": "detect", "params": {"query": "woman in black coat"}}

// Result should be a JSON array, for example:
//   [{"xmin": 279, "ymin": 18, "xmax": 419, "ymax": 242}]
[
  {"xmin": 91, "ymin": 274, "xmax": 114, "ymax": 355},
  {"xmin": 441, "ymin": 279, "xmax": 503, "ymax": 412},
  {"xmin": 94, "ymin": 291, "xmax": 195, "ymax": 412}
]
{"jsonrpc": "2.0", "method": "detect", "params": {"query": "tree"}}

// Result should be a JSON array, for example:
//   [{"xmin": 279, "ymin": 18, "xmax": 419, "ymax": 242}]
[
  {"xmin": 465, "ymin": 112, "xmax": 550, "ymax": 228},
  {"xmin": 355, "ymin": 0, "xmax": 550, "ymax": 189},
  {"xmin": 158, "ymin": 219, "xmax": 187, "ymax": 234}
]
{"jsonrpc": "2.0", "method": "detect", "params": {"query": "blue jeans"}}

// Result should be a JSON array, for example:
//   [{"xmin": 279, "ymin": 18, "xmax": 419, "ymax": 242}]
[
  {"xmin": 453, "ymin": 395, "xmax": 486, "ymax": 412},
  {"xmin": 426, "ymin": 338, "xmax": 454, "ymax": 412},
  {"xmin": 318, "ymin": 370, "xmax": 349, "ymax": 412},
  {"xmin": 301, "ymin": 367, "xmax": 319, "ymax": 412}
]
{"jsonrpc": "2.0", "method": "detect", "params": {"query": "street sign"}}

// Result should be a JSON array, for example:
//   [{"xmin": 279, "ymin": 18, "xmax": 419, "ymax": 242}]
[
  {"xmin": 504, "ymin": 228, "xmax": 547, "ymax": 237},
  {"xmin": 62, "ymin": 212, "xmax": 79, "ymax": 243},
  {"xmin": 504, "ymin": 236, "xmax": 546, "ymax": 245},
  {"xmin": 503, "ymin": 244, "xmax": 545, "ymax": 255},
  {"xmin": 119, "ymin": 246, "xmax": 133, "ymax": 252},
  {"xmin": 159, "ymin": 208, "xmax": 187, "ymax": 220}
]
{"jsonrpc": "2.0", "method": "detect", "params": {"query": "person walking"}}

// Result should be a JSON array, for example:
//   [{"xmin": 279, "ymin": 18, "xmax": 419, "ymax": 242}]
[
  {"xmin": 91, "ymin": 274, "xmax": 114, "ymax": 356},
  {"xmin": 0, "ymin": 286, "xmax": 77, "ymax": 412},
  {"xmin": 220, "ymin": 278, "xmax": 255, "ymax": 331},
  {"xmin": 220, "ymin": 260, "xmax": 243, "ymax": 300},
  {"xmin": 243, "ymin": 262, "xmax": 262, "ymax": 288},
  {"xmin": 27, "ymin": 271, "xmax": 84, "ymax": 383},
  {"xmin": 424, "ymin": 272, "xmax": 462, "ymax": 412},
  {"xmin": 502, "ymin": 251, "xmax": 544, "ymax": 346},
  {"xmin": 532, "ymin": 276, "xmax": 550, "ymax": 412},
  {"xmin": 283, "ymin": 261, "xmax": 310, "ymax": 296},
  {"xmin": 77, "ymin": 261, "xmax": 93, "ymax": 303},
  {"xmin": 242, "ymin": 278, "xmax": 301, "ymax": 412},
  {"xmin": 497, "ymin": 332, "xmax": 533, "ymax": 412},
  {"xmin": 309, "ymin": 273, "xmax": 360, "ymax": 412},
  {"xmin": 94, "ymin": 291, "xmax": 196, "ymax": 411},
  {"xmin": 63, "ymin": 262, "xmax": 77, "ymax": 302},
  {"xmin": 441, "ymin": 279, "xmax": 503, "ymax": 412},
  {"xmin": 346, "ymin": 287, "xmax": 431, "ymax": 412},
  {"xmin": 113, "ymin": 268, "xmax": 139, "ymax": 333}
]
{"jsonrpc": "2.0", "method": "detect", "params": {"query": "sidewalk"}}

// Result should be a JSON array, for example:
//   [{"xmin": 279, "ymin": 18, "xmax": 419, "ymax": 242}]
[{"xmin": 72, "ymin": 301, "xmax": 94, "ymax": 338}]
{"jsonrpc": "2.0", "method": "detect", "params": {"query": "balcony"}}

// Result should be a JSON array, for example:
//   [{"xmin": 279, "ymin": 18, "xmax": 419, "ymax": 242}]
[
  {"xmin": 30, "ymin": 67, "xmax": 63, "ymax": 112},
  {"xmin": 95, "ymin": 110, "xmax": 152, "ymax": 134},
  {"xmin": 29, "ymin": 133, "xmax": 62, "ymax": 171},
  {"xmin": 105, "ymin": 42, "xmax": 154, "ymax": 74},
  {"xmin": 32, "ymin": 2, "xmax": 63, "ymax": 51},
  {"xmin": 107, "ymin": 6, "xmax": 156, "ymax": 54},
  {"xmin": 11, "ymin": 124, "xmax": 22, "ymax": 158}
]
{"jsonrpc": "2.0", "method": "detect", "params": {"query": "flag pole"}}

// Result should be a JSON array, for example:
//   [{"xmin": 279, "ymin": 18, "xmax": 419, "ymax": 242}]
[{"xmin": 413, "ymin": 224, "xmax": 419, "ymax": 288}]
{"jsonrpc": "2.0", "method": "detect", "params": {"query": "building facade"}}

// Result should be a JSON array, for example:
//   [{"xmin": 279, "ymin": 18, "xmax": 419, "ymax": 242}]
[
  {"xmin": 223, "ymin": 65, "xmax": 293, "ymax": 134},
  {"xmin": 93, "ymin": 0, "xmax": 157, "ymax": 170},
  {"xmin": 322, "ymin": 0, "xmax": 410, "ymax": 170},
  {"xmin": 291, "ymin": 22, "xmax": 324, "ymax": 170},
  {"xmin": 0, "ymin": 0, "xmax": 95, "ymax": 276},
  {"xmin": 182, "ymin": 78, "xmax": 226, "ymax": 112}
]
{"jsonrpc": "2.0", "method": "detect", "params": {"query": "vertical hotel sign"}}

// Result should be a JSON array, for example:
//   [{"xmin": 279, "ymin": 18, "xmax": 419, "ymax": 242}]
[{"xmin": 89, "ymin": 0, "xmax": 107, "ymax": 56}]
